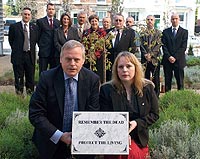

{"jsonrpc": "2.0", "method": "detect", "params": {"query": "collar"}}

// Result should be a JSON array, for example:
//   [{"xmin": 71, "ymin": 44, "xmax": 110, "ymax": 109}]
[
  {"xmin": 47, "ymin": 16, "xmax": 53, "ymax": 21},
  {"xmin": 172, "ymin": 25, "xmax": 179, "ymax": 31},
  {"xmin": 21, "ymin": 21, "xmax": 29, "ymax": 27},
  {"xmin": 63, "ymin": 72, "xmax": 79, "ymax": 81},
  {"xmin": 78, "ymin": 24, "xmax": 84, "ymax": 28}
]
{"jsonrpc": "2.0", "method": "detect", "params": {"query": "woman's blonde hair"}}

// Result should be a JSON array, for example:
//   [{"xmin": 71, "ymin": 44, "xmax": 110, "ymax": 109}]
[{"xmin": 111, "ymin": 51, "xmax": 145, "ymax": 96}]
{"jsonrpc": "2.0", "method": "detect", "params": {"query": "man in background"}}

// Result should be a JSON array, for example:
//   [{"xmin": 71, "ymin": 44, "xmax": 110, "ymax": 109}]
[
  {"xmin": 73, "ymin": 11, "xmax": 90, "ymax": 40},
  {"xmin": 102, "ymin": 16, "xmax": 111, "ymax": 32},
  {"xmin": 37, "ymin": 3, "xmax": 60, "ymax": 75},
  {"xmin": 126, "ymin": 16, "xmax": 141, "ymax": 53},
  {"xmin": 8, "ymin": 7, "xmax": 38, "ymax": 95},
  {"xmin": 162, "ymin": 13, "xmax": 188, "ymax": 92},
  {"xmin": 106, "ymin": 14, "xmax": 136, "ymax": 80},
  {"xmin": 140, "ymin": 15, "xmax": 162, "ymax": 97}
]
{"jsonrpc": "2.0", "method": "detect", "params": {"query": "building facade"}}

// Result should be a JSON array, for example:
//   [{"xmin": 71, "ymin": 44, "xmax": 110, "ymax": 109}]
[{"xmin": 40, "ymin": 0, "xmax": 196, "ymax": 35}]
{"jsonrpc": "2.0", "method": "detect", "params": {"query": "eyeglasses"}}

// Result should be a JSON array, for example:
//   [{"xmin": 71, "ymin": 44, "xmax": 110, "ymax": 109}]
[
  {"xmin": 147, "ymin": 19, "xmax": 154, "ymax": 21},
  {"xmin": 115, "ymin": 19, "xmax": 122, "ymax": 22}
]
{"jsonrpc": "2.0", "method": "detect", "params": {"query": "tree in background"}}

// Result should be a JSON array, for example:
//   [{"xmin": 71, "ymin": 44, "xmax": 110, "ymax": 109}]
[{"xmin": 110, "ymin": 0, "xmax": 124, "ymax": 25}]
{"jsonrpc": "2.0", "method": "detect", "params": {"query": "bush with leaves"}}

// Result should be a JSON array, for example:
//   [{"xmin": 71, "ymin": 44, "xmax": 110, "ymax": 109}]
[
  {"xmin": 186, "ymin": 56, "xmax": 200, "ymax": 67},
  {"xmin": 149, "ymin": 120, "xmax": 200, "ymax": 159},
  {"xmin": 154, "ymin": 90, "xmax": 200, "ymax": 131},
  {"xmin": 0, "ymin": 109, "xmax": 39, "ymax": 159},
  {"xmin": 0, "ymin": 93, "xmax": 30, "ymax": 128}
]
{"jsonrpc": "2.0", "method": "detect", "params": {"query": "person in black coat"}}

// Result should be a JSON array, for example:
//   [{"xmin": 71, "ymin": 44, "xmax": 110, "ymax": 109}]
[
  {"xmin": 162, "ymin": 13, "xmax": 188, "ymax": 92},
  {"xmin": 8, "ymin": 7, "xmax": 38, "ymax": 95},
  {"xmin": 106, "ymin": 14, "xmax": 136, "ymax": 81},
  {"xmin": 100, "ymin": 51, "xmax": 159, "ymax": 159},
  {"xmin": 29, "ymin": 40, "xmax": 100, "ymax": 159},
  {"xmin": 54, "ymin": 13, "xmax": 79, "ymax": 66},
  {"xmin": 37, "ymin": 3, "xmax": 60, "ymax": 75}
]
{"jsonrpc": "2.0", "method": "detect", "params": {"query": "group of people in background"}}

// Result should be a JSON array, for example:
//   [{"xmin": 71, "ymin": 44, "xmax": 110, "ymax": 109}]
[{"xmin": 8, "ymin": 2, "xmax": 188, "ymax": 159}]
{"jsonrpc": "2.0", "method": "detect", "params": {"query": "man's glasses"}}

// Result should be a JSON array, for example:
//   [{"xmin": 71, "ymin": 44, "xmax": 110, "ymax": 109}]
[
  {"xmin": 147, "ymin": 19, "xmax": 154, "ymax": 21},
  {"xmin": 115, "ymin": 19, "xmax": 122, "ymax": 22}
]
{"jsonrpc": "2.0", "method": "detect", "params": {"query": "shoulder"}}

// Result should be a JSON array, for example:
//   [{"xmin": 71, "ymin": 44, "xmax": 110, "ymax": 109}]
[
  {"xmin": 55, "ymin": 27, "xmax": 62, "ymax": 32},
  {"xmin": 179, "ymin": 26, "xmax": 188, "ymax": 32},
  {"xmin": 69, "ymin": 26, "xmax": 77, "ymax": 32},
  {"xmin": 37, "ymin": 17, "xmax": 46, "ymax": 22},
  {"xmin": 143, "ymin": 78, "xmax": 155, "ymax": 91},
  {"xmin": 100, "ymin": 81, "xmax": 116, "ymax": 93},
  {"xmin": 80, "ymin": 67, "xmax": 100, "ymax": 81}
]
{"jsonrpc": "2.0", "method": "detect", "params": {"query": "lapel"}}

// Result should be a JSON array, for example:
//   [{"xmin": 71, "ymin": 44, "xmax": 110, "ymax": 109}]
[
  {"xmin": 29, "ymin": 23, "xmax": 34, "ymax": 42},
  {"xmin": 60, "ymin": 27, "xmax": 67, "ymax": 40},
  {"xmin": 54, "ymin": 66, "xmax": 65, "ymax": 116},
  {"xmin": 137, "ymin": 95, "xmax": 145, "ymax": 115},
  {"xmin": 111, "ymin": 86, "xmax": 145, "ymax": 115},
  {"xmin": 17, "ymin": 22, "xmax": 24, "ymax": 35},
  {"xmin": 169, "ymin": 27, "xmax": 175, "ymax": 39},
  {"xmin": 119, "ymin": 28, "xmax": 128, "ymax": 44},
  {"xmin": 111, "ymin": 90, "xmax": 126, "ymax": 111},
  {"xmin": 77, "ymin": 68, "xmax": 88, "ymax": 110}
]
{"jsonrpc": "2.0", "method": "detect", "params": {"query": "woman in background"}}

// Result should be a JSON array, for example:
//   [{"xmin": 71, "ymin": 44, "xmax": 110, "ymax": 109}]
[
  {"xmin": 100, "ymin": 51, "xmax": 159, "ymax": 159},
  {"xmin": 54, "ymin": 13, "xmax": 79, "ymax": 65},
  {"xmin": 82, "ymin": 14, "xmax": 107, "ymax": 83}
]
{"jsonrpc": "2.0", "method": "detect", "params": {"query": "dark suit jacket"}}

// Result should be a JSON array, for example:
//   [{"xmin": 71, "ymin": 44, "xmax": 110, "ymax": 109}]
[
  {"xmin": 107, "ymin": 27, "xmax": 136, "ymax": 62},
  {"xmin": 29, "ymin": 65, "xmax": 100, "ymax": 159},
  {"xmin": 54, "ymin": 27, "xmax": 80, "ymax": 57},
  {"xmin": 37, "ymin": 16, "xmax": 60, "ymax": 57},
  {"xmin": 140, "ymin": 28, "xmax": 162, "ymax": 64},
  {"xmin": 8, "ymin": 21, "xmax": 38, "ymax": 65},
  {"xmin": 72, "ymin": 23, "xmax": 90, "ymax": 40},
  {"xmin": 162, "ymin": 26, "xmax": 188, "ymax": 68},
  {"xmin": 99, "ymin": 80, "xmax": 159, "ymax": 147}
]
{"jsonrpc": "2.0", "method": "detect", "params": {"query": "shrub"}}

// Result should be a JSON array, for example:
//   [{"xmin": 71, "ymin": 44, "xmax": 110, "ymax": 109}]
[
  {"xmin": 0, "ymin": 93, "xmax": 30, "ymax": 127},
  {"xmin": 155, "ymin": 90, "xmax": 200, "ymax": 131},
  {"xmin": 0, "ymin": 109, "xmax": 39, "ymax": 159},
  {"xmin": 186, "ymin": 56, "xmax": 200, "ymax": 67},
  {"xmin": 184, "ymin": 66, "xmax": 200, "ymax": 88},
  {"xmin": 149, "ymin": 120, "xmax": 200, "ymax": 159}
]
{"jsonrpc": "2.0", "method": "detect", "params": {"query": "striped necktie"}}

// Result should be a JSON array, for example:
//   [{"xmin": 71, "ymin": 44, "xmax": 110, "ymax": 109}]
[{"xmin": 63, "ymin": 78, "xmax": 75, "ymax": 132}]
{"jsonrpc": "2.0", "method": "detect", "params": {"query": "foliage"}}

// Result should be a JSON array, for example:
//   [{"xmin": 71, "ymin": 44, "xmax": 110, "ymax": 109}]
[
  {"xmin": 0, "ymin": 92, "xmax": 30, "ymax": 128},
  {"xmin": 187, "ymin": 44, "xmax": 194, "ymax": 56},
  {"xmin": 186, "ymin": 56, "xmax": 200, "ymax": 67},
  {"xmin": 139, "ymin": 28, "xmax": 163, "ymax": 66},
  {"xmin": 154, "ymin": 90, "xmax": 200, "ymax": 131},
  {"xmin": 150, "ymin": 120, "xmax": 200, "ymax": 159},
  {"xmin": 111, "ymin": 0, "xmax": 124, "ymax": 24},
  {"xmin": 184, "ymin": 65, "xmax": 200, "ymax": 88},
  {"xmin": 82, "ymin": 30, "xmax": 113, "ymax": 71},
  {"xmin": 0, "ymin": 109, "xmax": 39, "ymax": 159}
]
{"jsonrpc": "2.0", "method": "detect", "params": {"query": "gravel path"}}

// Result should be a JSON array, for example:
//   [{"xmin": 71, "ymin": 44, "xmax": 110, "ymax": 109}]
[
  {"xmin": 0, "ymin": 55, "xmax": 14, "ymax": 93},
  {"xmin": 0, "ymin": 55, "xmax": 12, "ymax": 77}
]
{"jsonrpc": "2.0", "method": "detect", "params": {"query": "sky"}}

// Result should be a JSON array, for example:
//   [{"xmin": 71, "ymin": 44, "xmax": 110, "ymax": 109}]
[{"xmin": 3, "ymin": 0, "xmax": 7, "ymax": 5}]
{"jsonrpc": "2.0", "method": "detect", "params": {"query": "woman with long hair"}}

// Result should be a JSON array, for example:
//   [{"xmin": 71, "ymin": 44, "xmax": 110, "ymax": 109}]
[{"xmin": 100, "ymin": 51, "xmax": 159, "ymax": 159}]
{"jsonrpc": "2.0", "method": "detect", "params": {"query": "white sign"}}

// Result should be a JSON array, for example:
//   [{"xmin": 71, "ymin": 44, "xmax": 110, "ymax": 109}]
[{"xmin": 72, "ymin": 112, "xmax": 129, "ymax": 155}]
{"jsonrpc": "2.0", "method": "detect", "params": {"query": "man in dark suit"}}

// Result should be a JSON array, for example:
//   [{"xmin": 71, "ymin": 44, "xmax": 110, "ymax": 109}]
[
  {"xmin": 106, "ymin": 13, "xmax": 136, "ymax": 80},
  {"xmin": 8, "ymin": 7, "xmax": 38, "ymax": 95},
  {"xmin": 37, "ymin": 3, "xmax": 60, "ymax": 75},
  {"xmin": 72, "ymin": 11, "xmax": 90, "ymax": 40},
  {"xmin": 162, "ymin": 13, "xmax": 188, "ymax": 92},
  {"xmin": 29, "ymin": 40, "xmax": 100, "ymax": 159},
  {"xmin": 140, "ymin": 15, "xmax": 162, "ymax": 97}
]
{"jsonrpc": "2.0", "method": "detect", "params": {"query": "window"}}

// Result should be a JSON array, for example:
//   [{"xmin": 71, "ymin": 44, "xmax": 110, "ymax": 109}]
[
  {"xmin": 96, "ymin": 11, "xmax": 107, "ymax": 27},
  {"xmin": 97, "ymin": 0, "xmax": 106, "ymax": 3},
  {"xmin": 128, "ymin": 12, "xmax": 139, "ymax": 22},
  {"xmin": 154, "ymin": 15, "xmax": 160, "ymax": 29},
  {"xmin": 73, "ymin": 0, "xmax": 80, "ymax": 3},
  {"xmin": 179, "ymin": 13, "xmax": 184, "ymax": 21}
]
